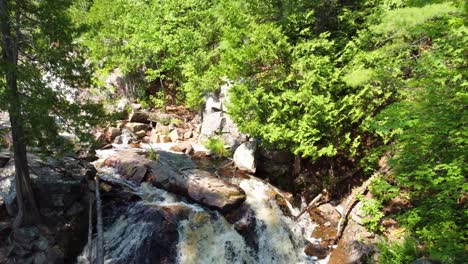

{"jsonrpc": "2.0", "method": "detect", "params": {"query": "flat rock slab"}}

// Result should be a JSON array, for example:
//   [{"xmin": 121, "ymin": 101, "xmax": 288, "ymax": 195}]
[{"xmin": 103, "ymin": 150, "xmax": 246, "ymax": 212}]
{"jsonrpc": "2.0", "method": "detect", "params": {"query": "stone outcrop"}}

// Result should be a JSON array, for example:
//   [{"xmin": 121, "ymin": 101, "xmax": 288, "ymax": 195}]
[
  {"xmin": 102, "ymin": 150, "xmax": 246, "ymax": 212},
  {"xmin": 233, "ymin": 141, "xmax": 257, "ymax": 174},
  {"xmin": 0, "ymin": 152, "xmax": 96, "ymax": 263},
  {"xmin": 199, "ymin": 83, "xmax": 246, "ymax": 150}
]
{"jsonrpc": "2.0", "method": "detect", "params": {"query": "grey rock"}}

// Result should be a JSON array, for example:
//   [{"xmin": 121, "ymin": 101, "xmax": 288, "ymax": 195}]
[
  {"xmin": 33, "ymin": 252, "xmax": 47, "ymax": 264},
  {"xmin": 234, "ymin": 141, "xmax": 257, "ymax": 174},
  {"xmin": 201, "ymin": 112, "xmax": 223, "ymax": 136},
  {"xmin": 103, "ymin": 150, "xmax": 246, "ymax": 212},
  {"xmin": 204, "ymin": 93, "xmax": 222, "ymax": 115},
  {"xmin": 129, "ymin": 111, "xmax": 150, "ymax": 123},
  {"xmin": 124, "ymin": 122, "xmax": 150, "ymax": 133}
]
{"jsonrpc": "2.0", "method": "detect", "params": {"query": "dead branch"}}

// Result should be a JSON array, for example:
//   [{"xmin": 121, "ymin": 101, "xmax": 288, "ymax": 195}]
[
  {"xmin": 331, "ymin": 175, "xmax": 376, "ymax": 244},
  {"xmin": 294, "ymin": 192, "xmax": 323, "ymax": 221}
]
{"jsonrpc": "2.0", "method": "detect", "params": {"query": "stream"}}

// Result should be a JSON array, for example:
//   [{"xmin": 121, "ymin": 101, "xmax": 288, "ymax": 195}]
[{"xmin": 76, "ymin": 140, "xmax": 330, "ymax": 264}]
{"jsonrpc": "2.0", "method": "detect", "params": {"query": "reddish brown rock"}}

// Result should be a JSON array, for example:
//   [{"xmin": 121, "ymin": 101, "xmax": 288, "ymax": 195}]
[{"xmin": 304, "ymin": 243, "xmax": 329, "ymax": 259}]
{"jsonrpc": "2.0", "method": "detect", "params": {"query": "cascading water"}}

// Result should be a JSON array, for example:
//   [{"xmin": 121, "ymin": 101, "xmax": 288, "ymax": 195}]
[{"xmin": 77, "ymin": 144, "xmax": 329, "ymax": 264}]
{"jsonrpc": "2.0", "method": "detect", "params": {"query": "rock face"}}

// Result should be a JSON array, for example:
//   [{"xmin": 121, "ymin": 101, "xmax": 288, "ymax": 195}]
[
  {"xmin": 199, "ymin": 83, "xmax": 246, "ymax": 150},
  {"xmin": 257, "ymin": 148, "xmax": 293, "ymax": 178},
  {"xmin": 0, "ymin": 152, "xmax": 96, "ymax": 263},
  {"xmin": 103, "ymin": 150, "xmax": 246, "ymax": 212},
  {"xmin": 233, "ymin": 141, "xmax": 257, "ymax": 174}
]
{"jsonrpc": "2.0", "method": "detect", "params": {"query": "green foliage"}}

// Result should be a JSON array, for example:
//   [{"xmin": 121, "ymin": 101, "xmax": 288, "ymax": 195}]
[
  {"xmin": 149, "ymin": 91, "xmax": 166, "ymax": 109},
  {"xmin": 376, "ymin": 236, "xmax": 422, "ymax": 264},
  {"xmin": 369, "ymin": 176, "xmax": 399, "ymax": 203},
  {"xmin": 75, "ymin": 1, "xmax": 467, "ymax": 261},
  {"xmin": 359, "ymin": 196, "xmax": 385, "ymax": 233},
  {"xmin": 0, "ymin": 0, "xmax": 107, "ymax": 155},
  {"xmin": 147, "ymin": 147, "xmax": 159, "ymax": 161},
  {"xmin": 370, "ymin": 1, "xmax": 467, "ymax": 261},
  {"xmin": 204, "ymin": 137, "xmax": 229, "ymax": 158}
]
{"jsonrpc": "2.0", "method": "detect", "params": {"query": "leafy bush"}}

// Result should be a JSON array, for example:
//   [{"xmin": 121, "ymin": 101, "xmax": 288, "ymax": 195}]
[
  {"xmin": 149, "ymin": 91, "xmax": 166, "ymax": 109},
  {"xmin": 376, "ymin": 236, "xmax": 422, "ymax": 264},
  {"xmin": 359, "ymin": 196, "xmax": 385, "ymax": 233},
  {"xmin": 369, "ymin": 177, "xmax": 399, "ymax": 203},
  {"xmin": 204, "ymin": 137, "xmax": 229, "ymax": 158},
  {"xmin": 147, "ymin": 147, "xmax": 159, "ymax": 161}
]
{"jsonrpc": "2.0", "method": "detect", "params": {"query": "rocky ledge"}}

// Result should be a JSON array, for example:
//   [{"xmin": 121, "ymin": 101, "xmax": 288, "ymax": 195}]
[
  {"xmin": 0, "ymin": 152, "xmax": 96, "ymax": 264},
  {"xmin": 102, "ymin": 150, "xmax": 246, "ymax": 212}
]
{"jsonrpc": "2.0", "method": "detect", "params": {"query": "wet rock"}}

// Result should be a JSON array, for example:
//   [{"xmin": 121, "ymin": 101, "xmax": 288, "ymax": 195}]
[
  {"xmin": 233, "ymin": 141, "xmax": 257, "ymax": 173},
  {"xmin": 103, "ymin": 151, "xmax": 149, "ymax": 183},
  {"xmin": 227, "ymin": 203, "xmax": 258, "ymax": 252},
  {"xmin": 0, "ymin": 154, "xmax": 9, "ymax": 168},
  {"xmin": 79, "ymin": 203, "xmax": 184, "ymax": 264},
  {"xmin": 129, "ymin": 111, "xmax": 150, "ymax": 123},
  {"xmin": 124, "ymin": 122, "xmax": 150, "ymax": 133},
  {"xmin": 304, "ymin": 243, "xmax": 329, "ymax": 259}
]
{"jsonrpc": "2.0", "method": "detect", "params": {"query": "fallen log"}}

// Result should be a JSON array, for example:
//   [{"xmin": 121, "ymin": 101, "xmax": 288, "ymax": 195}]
[
  {"xmin": 331, "ymin": 175, "xmax": 376, "ymax": 244},
  {"xmin": 294, "ymin": 192, "xmax": 323, "ymax": 221}
]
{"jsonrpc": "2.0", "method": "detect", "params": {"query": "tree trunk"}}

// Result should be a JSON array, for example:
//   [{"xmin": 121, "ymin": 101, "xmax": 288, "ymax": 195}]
[
  {"xmin": 0, "ymin": 0, "xmax": 41, "ymax": 228},
  {"xmin": 87, "ymin": 194, "xmax": 94, "ymax": 262},
  {"xmin": 95, "ymin": 176, "xmax": 104, "ymax": 264}
]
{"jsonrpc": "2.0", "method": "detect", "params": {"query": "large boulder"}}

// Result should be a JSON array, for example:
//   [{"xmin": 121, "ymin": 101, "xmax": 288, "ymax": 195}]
[
  {"xmin": 124, "ymin": 122, "xmax": 150, "ymax": 134},
  {"xmin": 201, "ymin": 111, "xmax": 223, "ymax": 136},
  {"xmin": 233, "ymin": 141, "xmax": 257, "ymax": 174},
  {"xmin": 179, "ymin": 169, "xmax": 246, "ymax": 212},
  {"xmin": 129, "ymin": 111, "xmax": 150, "ymax": 123},
  {"xmin": 102, "ymin": 150, "xmax": 246, "ymax": 212}
]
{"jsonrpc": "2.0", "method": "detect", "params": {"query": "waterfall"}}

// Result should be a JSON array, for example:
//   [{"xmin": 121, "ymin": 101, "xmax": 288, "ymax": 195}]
[{"xmin": 77, "ymin": 146, "xmax": 328, "ymax": 264}]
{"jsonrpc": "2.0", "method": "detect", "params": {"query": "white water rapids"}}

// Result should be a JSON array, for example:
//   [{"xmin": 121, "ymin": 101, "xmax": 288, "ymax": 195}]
[{"xmin": 76, "ymin": 143, "xmax": 330, "ymax": 264}]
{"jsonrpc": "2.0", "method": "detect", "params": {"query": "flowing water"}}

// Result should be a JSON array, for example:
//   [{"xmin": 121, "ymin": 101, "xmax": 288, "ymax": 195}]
[{"xmin": 77, "ymin": 143, "xmax": 329, "ymax": 264}]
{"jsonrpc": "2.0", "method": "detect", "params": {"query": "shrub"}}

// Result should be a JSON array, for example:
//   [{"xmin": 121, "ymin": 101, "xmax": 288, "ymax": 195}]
[
  {"xmin": 204, "ymin": 137, "xmax": 229, "ymax": 158},
  {"xmin": 376, "ymin": 236, "xmax": 422, "ymax": 264}
]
